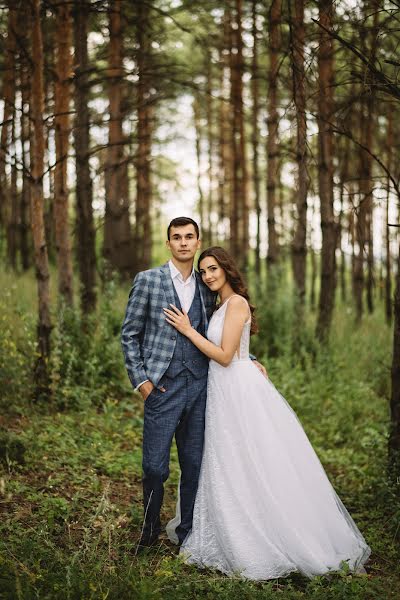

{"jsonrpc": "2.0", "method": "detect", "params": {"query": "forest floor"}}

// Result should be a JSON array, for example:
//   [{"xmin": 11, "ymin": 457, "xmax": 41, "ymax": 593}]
[{"xmin": 1, "ymin": 269, "xmax": 400, "ymax": 599}]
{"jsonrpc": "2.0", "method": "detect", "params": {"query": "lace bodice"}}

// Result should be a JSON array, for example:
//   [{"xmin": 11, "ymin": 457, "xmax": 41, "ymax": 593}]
[{"xmin": 207, "ymin": 295, "xmax": 251, "ymax": 361}]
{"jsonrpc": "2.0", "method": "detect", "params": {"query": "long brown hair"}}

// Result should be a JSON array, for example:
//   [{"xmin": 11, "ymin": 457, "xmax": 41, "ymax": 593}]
[{"xmin": 198, "ymin": 246, "xmax": 258, "ymax": 335}]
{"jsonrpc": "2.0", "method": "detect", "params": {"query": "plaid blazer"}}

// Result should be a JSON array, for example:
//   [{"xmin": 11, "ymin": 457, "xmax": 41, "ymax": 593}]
[{"xmin": 121, "ymin": 263, "xmax": 217, "ymax": 389}]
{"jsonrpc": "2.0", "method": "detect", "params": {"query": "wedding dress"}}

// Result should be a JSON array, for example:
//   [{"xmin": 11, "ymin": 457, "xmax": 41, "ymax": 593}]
[{"xmin": 167, "ymin": 295, "xmax": 371, "ymax": 580}]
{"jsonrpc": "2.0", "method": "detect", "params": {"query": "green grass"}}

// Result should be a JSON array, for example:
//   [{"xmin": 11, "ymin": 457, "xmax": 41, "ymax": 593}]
[{"xmin": 0, "ymin": 266, "xmax": 399, "ymax": 599}]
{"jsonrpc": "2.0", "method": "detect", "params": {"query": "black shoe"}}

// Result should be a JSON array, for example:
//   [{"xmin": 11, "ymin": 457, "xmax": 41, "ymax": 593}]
[{"xmin": 135, "ymin": 534, "xmax": 159, "ymax": 555}]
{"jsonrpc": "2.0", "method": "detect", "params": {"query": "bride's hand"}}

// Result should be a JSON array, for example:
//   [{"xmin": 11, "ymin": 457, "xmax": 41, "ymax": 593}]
[{"xmin": 163, "ymin": 304, "xmax": 192, "ymax": 336}]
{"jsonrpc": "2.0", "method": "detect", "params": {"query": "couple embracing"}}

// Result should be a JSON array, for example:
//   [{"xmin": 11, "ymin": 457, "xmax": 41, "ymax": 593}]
[{"xmin": 121, "ymin": 216, "xmax": 370, "ymax": 580}]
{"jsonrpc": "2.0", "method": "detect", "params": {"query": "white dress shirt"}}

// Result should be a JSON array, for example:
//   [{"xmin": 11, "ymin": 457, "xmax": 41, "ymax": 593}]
[
  {"xmin": 168, "ymin": 259, "xmax": 196, "ymax": 312},
  {"xmin": 136, "ymin": 260, "xmax": 196, "ymax": 391}
]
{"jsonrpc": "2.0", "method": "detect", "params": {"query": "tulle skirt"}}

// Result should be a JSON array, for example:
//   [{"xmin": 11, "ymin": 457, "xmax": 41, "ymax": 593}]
[{"xmin": 169, "ymin": 358, "xmax": 370, "ymax": 580}]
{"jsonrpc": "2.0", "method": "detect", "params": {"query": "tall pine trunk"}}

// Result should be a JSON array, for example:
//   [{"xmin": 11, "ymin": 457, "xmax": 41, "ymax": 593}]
[
  {"xmin": 20, "ymin": 6, "xmax": 32, "ymax": 271},
  {"xmin": 0, "ymin": 5, "xmax": 17, "ymax": 264},
  {"xmin": 73, "ymin": 0, "xmax": 96, "ymax": 314},
  {"xmin": 217, "ymin": 7, "xmax": 232, "ymax": 236},
  {"xmin": 193, "ymin": 96, "xmax": 205, "ymax": 231},
  {"xmin": 385, "ymin": 108, "xmax": 393, "ymax": 325},
  {"xmin": 316, "ymin": 0, "xmax": 336, "ymax": 342},
  {"xmin": 135, "ymin": 0, "xmax": 153, "ymax": 273},
  {"xmin": 103, "ymin": 1, "xmax": 134, "ymax": 278},
  {"xmin": 251, "ymin": 0, "xmax": 261, "ymax": 276},
  {"xmin": 31, "ymin": 0, "xmax": 52, "ymax": 397},
  {"xmin": 389, "ymin": 237, "xmax": 400, "ymax": 471},
  {"xmin": 205, "ymin": 50, "xmax": 214, "ymax": 247},
  {"xmin": 290, "ymin": 0, "xmax": 307, "ymax": 302},
  {"xmin": 8, "ymin": 100, "xmax": 19, "ymax": 269},
  {"xmin": 54, "ymin": 0, "xmax": 74, "ymax": 305},
  {"xmin": 266, "ymin": 0, "xmax": 281, "ymax": 268},
  {"xmin": 230, "ymin": 0, "xmax": 249, "ymax": 268}
]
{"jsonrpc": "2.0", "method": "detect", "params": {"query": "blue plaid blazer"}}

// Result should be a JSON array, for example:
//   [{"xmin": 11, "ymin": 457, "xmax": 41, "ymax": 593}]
[{"xmin": 121, "ymin": 263, "xmax": 217, "ymax": 389}]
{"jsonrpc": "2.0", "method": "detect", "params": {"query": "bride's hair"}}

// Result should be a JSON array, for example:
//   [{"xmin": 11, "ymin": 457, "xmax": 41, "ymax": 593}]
[{"xmin": 198, "ymin": 246, "xmax": 258, "ymax": 335}]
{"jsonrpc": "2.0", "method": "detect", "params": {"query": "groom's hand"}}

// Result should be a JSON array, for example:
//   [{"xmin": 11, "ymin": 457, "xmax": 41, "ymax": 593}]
[
  {"xmin": 139, "ymin": 381, "xmax": 166, "ymax": 401},
  {"xmin": 254, "ymin": 360, "xmax": 268, "ymax": 378}
]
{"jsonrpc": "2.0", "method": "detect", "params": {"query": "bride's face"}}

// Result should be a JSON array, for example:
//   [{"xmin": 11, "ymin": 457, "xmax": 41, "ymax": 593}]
[{"xmin": 199, "ymin": 256, "xmax": 227, "ymax": 292}]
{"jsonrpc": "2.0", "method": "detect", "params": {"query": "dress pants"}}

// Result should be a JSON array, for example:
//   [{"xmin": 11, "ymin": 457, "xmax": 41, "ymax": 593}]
[{"xmin": 142, "ymin": 370, "xmax": 207, "ymax": 543}]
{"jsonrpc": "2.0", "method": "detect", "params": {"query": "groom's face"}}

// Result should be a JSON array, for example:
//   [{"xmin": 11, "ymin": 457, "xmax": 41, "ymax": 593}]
[{"xmin": 167, "ymin": 225, "xmax": 200, "ymax": 263}]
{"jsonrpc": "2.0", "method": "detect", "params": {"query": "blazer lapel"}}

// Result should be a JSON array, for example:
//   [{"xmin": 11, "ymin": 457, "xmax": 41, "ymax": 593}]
[{"xmin": 160, "ymin": 263, "xmax": 176, "ymax": 307}]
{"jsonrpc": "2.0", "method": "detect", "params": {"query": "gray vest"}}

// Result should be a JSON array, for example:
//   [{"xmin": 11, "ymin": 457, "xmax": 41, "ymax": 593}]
[{"xmin": 164, "ymin": 280, "xmax": 209, "ymax": 379}]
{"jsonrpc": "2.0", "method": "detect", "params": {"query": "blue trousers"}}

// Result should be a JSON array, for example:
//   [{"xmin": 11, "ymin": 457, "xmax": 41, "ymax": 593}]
[{"xmin": 142, "ymin": 370, "xmax": 207, "ymax": 543}]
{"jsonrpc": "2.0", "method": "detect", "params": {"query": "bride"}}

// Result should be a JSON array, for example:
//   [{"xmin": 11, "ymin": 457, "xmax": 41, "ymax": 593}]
[{"xmin": 163, "ymin": 246, "xmax": 370, "ymax": 580}]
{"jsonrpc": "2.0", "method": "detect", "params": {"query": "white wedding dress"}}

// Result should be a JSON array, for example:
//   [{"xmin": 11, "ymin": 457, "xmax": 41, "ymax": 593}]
[{"xmin": 167, "ymin": 295, "xmax": 371, "ymax": 580}]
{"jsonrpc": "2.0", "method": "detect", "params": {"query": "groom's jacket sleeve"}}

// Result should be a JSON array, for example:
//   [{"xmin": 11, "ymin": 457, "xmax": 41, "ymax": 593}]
[{"xmin": 121, "ymin": 271, "xmax": 149, "ymax": 389}]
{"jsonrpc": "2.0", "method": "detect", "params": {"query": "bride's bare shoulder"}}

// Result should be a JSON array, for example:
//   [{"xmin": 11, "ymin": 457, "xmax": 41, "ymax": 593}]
[{"xmin": 225, "ymin": 295, "xmax": 249, "ymax": 315}]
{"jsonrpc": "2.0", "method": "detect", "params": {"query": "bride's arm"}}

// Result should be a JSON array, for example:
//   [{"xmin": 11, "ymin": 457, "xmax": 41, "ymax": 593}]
[{"xmin": 163, "ymin": 296, "xmax": 249, "ymax": 367}]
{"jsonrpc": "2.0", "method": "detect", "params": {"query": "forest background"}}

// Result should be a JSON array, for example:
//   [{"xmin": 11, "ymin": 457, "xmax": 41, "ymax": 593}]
[{"xmin": 1, "ymin": 0, "xmax": 400, "ymax": 598}]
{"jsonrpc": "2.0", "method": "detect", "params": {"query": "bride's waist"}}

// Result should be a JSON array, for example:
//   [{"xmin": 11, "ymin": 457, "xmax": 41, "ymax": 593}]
[{"xmin": 210, "ymin": 357, "xmax": 252, "ymax": 368}]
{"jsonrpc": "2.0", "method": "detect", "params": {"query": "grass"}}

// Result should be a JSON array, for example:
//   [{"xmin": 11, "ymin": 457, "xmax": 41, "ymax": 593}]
[{"xmin": 0, "ymin": 266, "xmax": 399, "ymax": 599}]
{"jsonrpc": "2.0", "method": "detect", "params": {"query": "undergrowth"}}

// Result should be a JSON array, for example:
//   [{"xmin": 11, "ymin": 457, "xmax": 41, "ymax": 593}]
[{"xmin": 0, "ymin": 267, "xmax": 399, "ymax": 599}]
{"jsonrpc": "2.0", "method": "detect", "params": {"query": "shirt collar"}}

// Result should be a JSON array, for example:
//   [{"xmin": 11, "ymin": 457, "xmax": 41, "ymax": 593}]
[{"xmin": 168, "ymin": 259, "xmax": 196, "ymax": 282}]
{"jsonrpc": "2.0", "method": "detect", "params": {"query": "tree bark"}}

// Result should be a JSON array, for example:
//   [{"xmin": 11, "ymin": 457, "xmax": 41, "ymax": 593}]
[
  {"xmin": 338, "ymin": 137, "xmax": 350, "ymax": 303},
  {"xmin": 73, "ymin": 0, "xmax": 96, "ymax": 314},
  {"xmin": 251, "ymin": 0, "xmax": 261, "ymax": 276},
  {"xmin": 217, "ymin": 7, "xmax": 232, "ymax": 236},
  {"xmin": 266, "ymin": 0, "xmax": 281, "ymax": 267},
  {"xmin": 135, "ymin": 0, "xmax": 153, "ymax": 274},
  {"xmin": 316, "ymin": 0, "xmax": 337, "ymax": 342},
  {"xmin": 205, "ymin": 50, "xmax": 214, "ymax": 247},
  {"xmin": 8, "ymin": 100, "xmax": 19, "ymax": 269},
  {"xmin": 19, "ymin": 7, "xmax": 32, "ymax": 271},
  {"xmin": 30, "ymin": 0, "xmax": 52, "ymax": 397},
  {"xmin": 193, "ymin": 96, "xmax": 205, "ymax": 232},
  {"xmin": 0, "ymin": 4, "xmax": 17, "ymax": 264},
  {"xmin": 230, "ymin": 0, "xmax": 249, "ymax": 268},
  {"xmin": 389, "ymin": 238, "xmax": 400, "ymax": 470},
  {"xmin": 385, "ymin": 108, "xmax": 393, "ymax": 325},
  {"xmin": 54, "ymin": 0, "xmax": 74, "ymax": 305},
  {"xmin": 103, "ymin": 0, "xmax": 134, "ymax": 278},
  {"xmin": 290, "ymin": 0, "xmax": 307, "ymax": 302}
]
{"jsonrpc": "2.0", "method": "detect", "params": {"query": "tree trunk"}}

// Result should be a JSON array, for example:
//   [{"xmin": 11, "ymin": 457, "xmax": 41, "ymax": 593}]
[
  {"xmin": 103, "ymin": 0, "xmax": 134, "ymax": 278},
  {"xmin": 205, "ymin": 51, "xmax": 214, "ymax": 247},
  {"xmin": 251, "ymin": 0, "xmax": 261, "ymax": 276},
  {"xmin": 8, "ymin": 101, "xmax": 19, "ymax": 269},
  {"xmin": 316, "ymin": 0, "xmax": 336, "ymax": 342},
  {"xmin": 365, "ymin": 4, "xmax": 380, "ymax": 315},
  {"xmin": 349, "ymin": 191, "xmax": 356, "ymax": 300},
  {"xmin": 290, "ymin": 0, "xmax": 307, "ymax": 302},
  {"xmin": 229, "ymin": 0, "xmax": 249, "ymax": 268},
  {"xmin": 135, "ymin": 0, "xmax": 153, "ymax": 274},
  {"xmin": 193, "ymin": 96, "xmax": 205, "ymax": 232},
  {"xmin": 0, "ymin": 4, "xmax": 17, "ymax": 264},
  {"xmin": 54, "ymin": 0, "xmax": 74, "ymax": 305},
  {"xmin": 30, "ymin": 0, "xmax": 52, "ymax": 397},
  {"xmin": 389, "ymin": 238, "xmax": 400, "ymax": 471},
  {"xmin": 266, "ymin": 0, "xmax": 281, "ymax": 268},
  {"xmin": 338, "ymin": 137, "xmax": 350, "ymax": 304},
  {"xmin": 19, "ymin": 8, "xmax": 32, "ymax": 271},
  {"xmin": 73, "ymin": 0, "xmax": 96, "ymax": 314},
  {"xmin": 217, "ymin": 7, "xmax": 232, "ymax": 237},
  {"xmin": 385, "ymin": 108, "xmax": 393, "ymax": 325}
]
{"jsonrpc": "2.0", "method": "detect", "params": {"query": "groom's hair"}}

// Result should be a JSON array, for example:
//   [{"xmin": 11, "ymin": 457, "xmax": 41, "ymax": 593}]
[{"xmin": 167, "ymin": 217, "xmax": 200, "ymax": 240}]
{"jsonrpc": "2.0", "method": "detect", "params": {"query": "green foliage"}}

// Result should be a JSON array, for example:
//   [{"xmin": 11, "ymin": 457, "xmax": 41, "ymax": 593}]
[
  {"xmin": 50, "ymin": 280, "xmax": 131, "ymax": 410},
  {"xmin": 0, "ymin": 269, "xmax": 132, "ymax": 413},
  {"xmin": 1, "ymin": 266, "xmax": 399, "ymax": 599}
]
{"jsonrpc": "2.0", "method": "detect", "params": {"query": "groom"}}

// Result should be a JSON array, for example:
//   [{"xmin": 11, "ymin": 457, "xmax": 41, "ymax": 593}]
[{"xmin": 121, "ymin": 217, "xmax": 216, "ymax": 550}]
